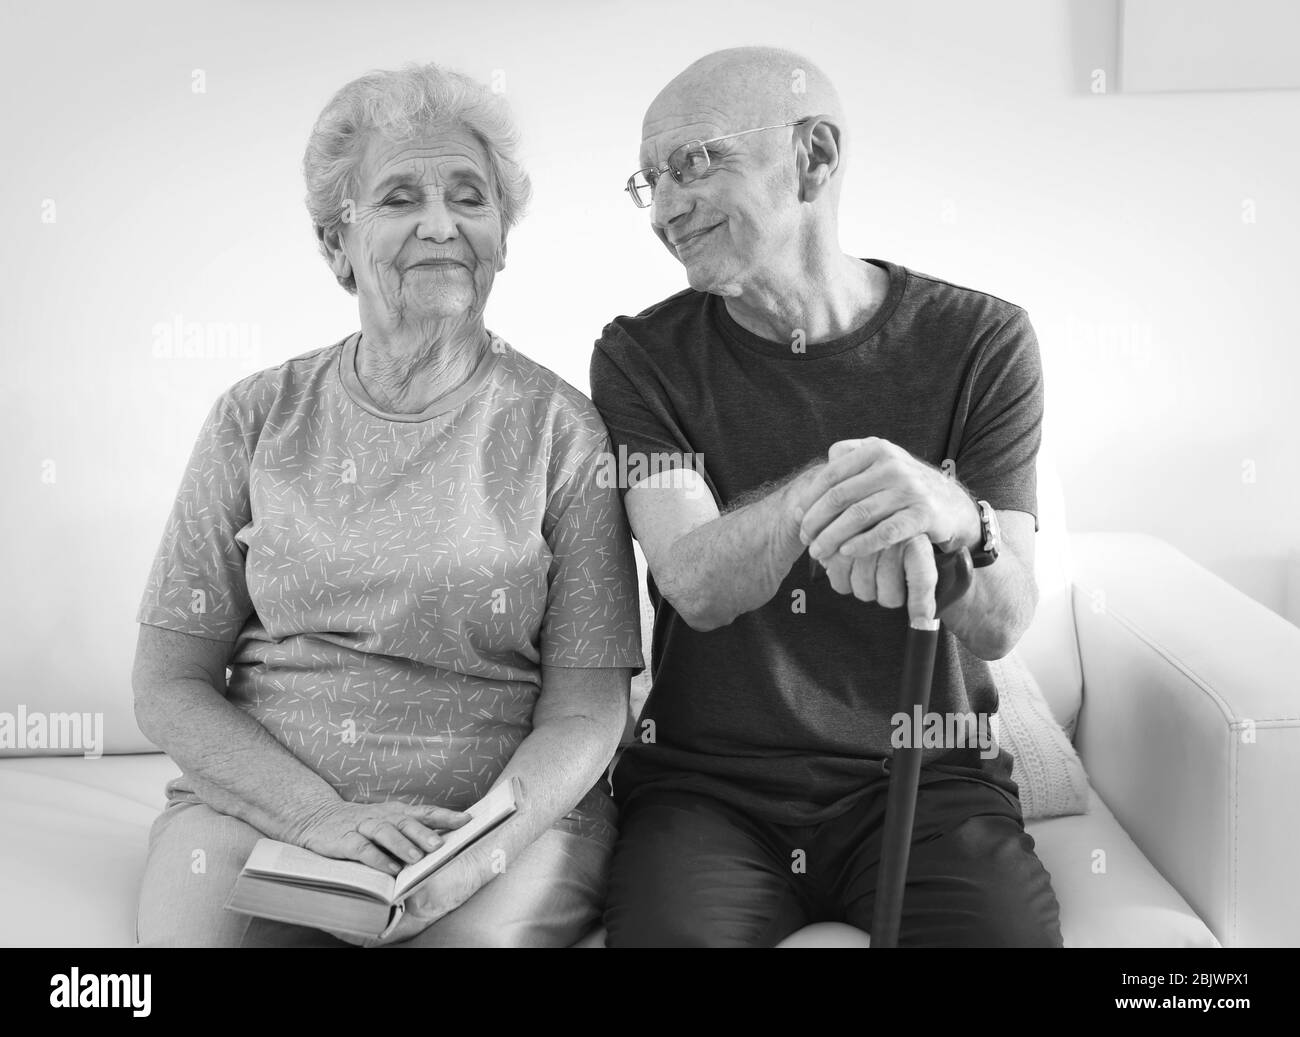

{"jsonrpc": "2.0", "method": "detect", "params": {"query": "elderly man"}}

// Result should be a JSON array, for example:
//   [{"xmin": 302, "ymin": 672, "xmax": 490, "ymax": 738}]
[{"xmin": 590, "ymin": 46, "xmax": 1063, "ymax": 947}]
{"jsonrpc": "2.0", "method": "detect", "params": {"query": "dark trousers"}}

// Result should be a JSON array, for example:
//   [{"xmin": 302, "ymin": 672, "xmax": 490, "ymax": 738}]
[{"xmin": 604, "ymin": 776, "xmax": 1064, "ymax": 947}]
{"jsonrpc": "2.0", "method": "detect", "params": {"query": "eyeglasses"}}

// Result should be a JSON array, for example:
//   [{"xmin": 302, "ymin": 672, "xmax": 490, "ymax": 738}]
[{"xmin": 625, "ymin": 118, "xmax": 808, "ymax": 209}]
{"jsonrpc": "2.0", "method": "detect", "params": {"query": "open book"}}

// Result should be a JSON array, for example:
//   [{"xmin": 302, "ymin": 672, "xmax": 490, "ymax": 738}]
[{"xmin": 225, "ymin": 778, "xmax": 519, "ymax": 939}]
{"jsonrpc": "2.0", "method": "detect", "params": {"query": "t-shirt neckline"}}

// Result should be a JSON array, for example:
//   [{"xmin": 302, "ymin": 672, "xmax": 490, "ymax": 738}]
[
  {"xmin": 712, "ymin": 257, "xmax": 906, "ymax": 359},
  {"xmin": 337, "ymin": 330, "xmax": 501, "ymax": 422}
]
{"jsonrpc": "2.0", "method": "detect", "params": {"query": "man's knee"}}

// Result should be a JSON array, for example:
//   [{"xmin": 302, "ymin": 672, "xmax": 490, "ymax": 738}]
[
  {"xmin": 606, "ymin": 879, "xmax": 803, "ymax": 948},
  {"xmin": 908, "ymin": 813, "xmax": 1063, "ymax": 947},
  {"xmin": 602, "ymin": 793, "xmax": 807, "ymax": 948}
]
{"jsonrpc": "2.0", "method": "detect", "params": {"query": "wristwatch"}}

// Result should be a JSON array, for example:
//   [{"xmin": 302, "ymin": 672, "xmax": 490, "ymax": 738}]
[{"xmin": 970, "ymin": 498, "xmax": 1000, "ymax": 568}]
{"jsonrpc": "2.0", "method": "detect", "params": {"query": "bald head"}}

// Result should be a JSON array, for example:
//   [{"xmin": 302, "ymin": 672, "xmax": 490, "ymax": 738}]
[{"xmin": 645, "ymin": 46, "xmax": 845, "ymax": 146}]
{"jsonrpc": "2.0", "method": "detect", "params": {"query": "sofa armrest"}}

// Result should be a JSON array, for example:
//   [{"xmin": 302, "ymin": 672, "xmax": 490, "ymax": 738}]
[{"xmin": 1069, "ymin": 531, "xmax": 1300, "ymax": 947}]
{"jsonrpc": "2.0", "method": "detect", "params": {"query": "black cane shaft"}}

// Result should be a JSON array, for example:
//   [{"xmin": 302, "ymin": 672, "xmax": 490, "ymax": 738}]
[
  {"xmin": 857, "ymin": 547, "xmax": 973, "ymax": 948},
  {"xmin": 871, "ymin": 621, "xmax": 940, "ymax": 948}
]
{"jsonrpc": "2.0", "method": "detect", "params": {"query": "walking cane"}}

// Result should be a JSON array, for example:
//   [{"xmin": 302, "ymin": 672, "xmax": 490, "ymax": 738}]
[{"xmin": 870, "ymin": 544, "xmax": 975, "ymax": 948}]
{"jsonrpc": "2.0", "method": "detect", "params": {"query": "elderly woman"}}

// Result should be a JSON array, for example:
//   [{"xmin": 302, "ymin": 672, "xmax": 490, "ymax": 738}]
[{"xmin": 131, "ymin": 62, "xmax": 643, "ymax": 947}]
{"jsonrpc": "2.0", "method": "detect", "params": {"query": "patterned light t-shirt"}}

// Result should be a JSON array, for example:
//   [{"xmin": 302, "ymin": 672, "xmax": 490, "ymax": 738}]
[{"xmin": 137, "ymin": 330, "xmax": 645, "ymax": 838}]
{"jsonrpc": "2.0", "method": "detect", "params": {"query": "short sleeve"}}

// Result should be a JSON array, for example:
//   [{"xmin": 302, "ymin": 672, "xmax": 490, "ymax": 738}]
[
  {"xmin": 954, "ymin": 309, "xmax": 1044, "ymax": 532},
  {"xmin": 136, "ymin": 392, "xmax": 256, "ymax": 641},
  {"xmin": 539, "ymin": 440, "xmax": 645, "ymax": 672},
  {"xmin": 590, "ymin": 335, "xmax": 704, "ymax": 496}
]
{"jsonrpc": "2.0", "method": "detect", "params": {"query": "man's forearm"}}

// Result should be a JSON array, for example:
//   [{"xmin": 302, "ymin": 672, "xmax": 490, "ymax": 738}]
[
  {"xmin": 938, "ymin": 509, "xmax": 1037, "ymax": 660},
  {"xmin": 934, "ymin": 493, "xmax": 1036, "ymax": 659},
  {"xmin": 660, "ymin": 461, "xmax": 821, "ymax": 631}
]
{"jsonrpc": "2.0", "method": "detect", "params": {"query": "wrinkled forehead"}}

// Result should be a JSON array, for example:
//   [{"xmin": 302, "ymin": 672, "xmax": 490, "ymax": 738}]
[
  {"xmin": 638, "ymin": 89, "xmax": 764, "ymax": 168},
  {"xmin": 357, "ymin": 127, "xmax": 492, "ymax": 189}
]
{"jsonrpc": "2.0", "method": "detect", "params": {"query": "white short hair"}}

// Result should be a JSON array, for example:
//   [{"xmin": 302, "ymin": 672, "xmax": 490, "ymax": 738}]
[{"xmin": 303, "ymin": 61, "xmax": 532, "ymax": 293}]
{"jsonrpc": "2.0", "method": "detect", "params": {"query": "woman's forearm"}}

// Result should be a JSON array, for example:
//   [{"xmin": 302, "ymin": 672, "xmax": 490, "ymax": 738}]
[
  {"xmin": 136, "ymin": 677, "xmax": 342, "ymax": 840},
  {"xmin": 452, "ymin": 711, "xmax": 622, "ymax": 888}
]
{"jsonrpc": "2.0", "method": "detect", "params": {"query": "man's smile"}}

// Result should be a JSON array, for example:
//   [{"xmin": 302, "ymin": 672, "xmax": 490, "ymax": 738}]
[{"xmin": 671, "ymin": 221, "xmax": 725, "ymax": 252}]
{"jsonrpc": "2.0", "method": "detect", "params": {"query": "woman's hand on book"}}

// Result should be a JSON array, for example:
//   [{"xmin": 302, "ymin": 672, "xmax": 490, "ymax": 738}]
[{"xmin": 289, "ymin": 799, "xmax": 472, "ymax": 877}]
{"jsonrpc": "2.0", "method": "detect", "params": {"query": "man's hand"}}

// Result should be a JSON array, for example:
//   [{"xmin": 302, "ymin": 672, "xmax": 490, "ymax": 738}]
[
  {"xmin": 794, "ymin": 437, "xmax": 978, "ymax": 562},
  {"xmin": 816, "ymin": 533, "xmax": 940, "ymax": 622},
  {"xmin": 796, "ymin": 438, "xmax": 977, "ymax": 620}
]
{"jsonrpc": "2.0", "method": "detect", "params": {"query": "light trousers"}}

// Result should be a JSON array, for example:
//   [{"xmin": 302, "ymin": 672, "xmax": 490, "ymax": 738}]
[{"xmin": 136, "ymin": 796, "xmax": 613, "ymax": 948}]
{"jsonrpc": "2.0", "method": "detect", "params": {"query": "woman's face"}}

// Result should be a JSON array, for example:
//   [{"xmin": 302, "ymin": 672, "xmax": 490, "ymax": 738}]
[{"xmin": 335, "ymin": 124, "xmax": 505, "ymax": 329}]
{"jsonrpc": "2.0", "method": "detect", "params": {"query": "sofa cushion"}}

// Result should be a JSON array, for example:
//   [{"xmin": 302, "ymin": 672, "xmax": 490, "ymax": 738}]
[
  {"xmin": 1017, "ymin": 435, "xmax": 1084, "ymax": 737},
  {"xmin": 989, "ymin": 650, "xmax": 1090, "ymax": 821},
  {"xmin": 1027, "ymin": 784, "xmax": 1219, "ymax": 948},
  {"xmin": 0, "ymin": 754, "xmax": 179, "ymax": 947}
]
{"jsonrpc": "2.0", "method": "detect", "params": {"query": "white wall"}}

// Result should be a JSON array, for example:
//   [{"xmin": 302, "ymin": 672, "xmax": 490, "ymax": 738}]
[{"xmin": 2, "ymin": 0, "xmax": 1297, "ymax": 733}]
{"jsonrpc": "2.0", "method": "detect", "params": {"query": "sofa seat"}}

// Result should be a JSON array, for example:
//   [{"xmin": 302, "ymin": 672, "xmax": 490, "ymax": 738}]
[
  {"xmin": 1025, "ymin": 787, "xmax": 1217, "ymax": 948},
  {"xmin": 0, "ymin": 753, "xmax": 180, "ymax": 946},
  {"xmin": 0, "ymin": 753, "xmax": 1217, "ymax": 948}
]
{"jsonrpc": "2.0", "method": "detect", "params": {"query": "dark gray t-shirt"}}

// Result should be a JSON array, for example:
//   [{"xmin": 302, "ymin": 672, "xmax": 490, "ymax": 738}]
[{"xmin": 590, "ymin": 258, "xmax": 1044, "ymax": 825}]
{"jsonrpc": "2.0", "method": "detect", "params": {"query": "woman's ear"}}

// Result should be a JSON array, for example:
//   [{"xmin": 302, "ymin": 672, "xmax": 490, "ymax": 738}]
[
  {"xmin": 496, "ymin": 236, "xmax": 508, "ymax": 273},
  {"xmin": 796, "ymin": 114, "xmax": 842, "ymax": 203},
  {"xmin": 319, "ymin": 221, "xmax": 354, "ymax": 285}
]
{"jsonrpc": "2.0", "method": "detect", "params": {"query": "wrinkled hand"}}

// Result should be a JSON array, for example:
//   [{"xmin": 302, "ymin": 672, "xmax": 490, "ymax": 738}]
[
  {"xmin": 794, "ymin": 437, "xmax": 972, "ymax": 561},
  {"xmin": 795, "ymin": 438, "xmax": 968, "ymax": 622},
  {"xmin": 391, "ymin": 850, "xmax": 488, "ymax": 945},
  {"xmin": 290, "ymin": 798, "xmax": 471, "ymax": 876},
  {"xmin": 816, "ymin": 533, "xmax": 940, "ymax": 623}
]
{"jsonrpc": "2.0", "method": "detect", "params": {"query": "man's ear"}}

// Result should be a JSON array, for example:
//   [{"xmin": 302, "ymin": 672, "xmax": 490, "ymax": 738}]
[
  {"xmin": 319, "ymin": 221, "xmax": 353, "ymax": 285},
  {"xmin": 795, "ymin": 114, "xmax": 842, "ymax": 203}
]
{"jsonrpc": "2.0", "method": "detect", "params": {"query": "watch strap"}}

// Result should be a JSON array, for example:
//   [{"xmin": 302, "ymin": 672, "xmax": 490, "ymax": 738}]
[{"xmin": 971, "ymin": 499, "xmax": 999, "ymax": 568}]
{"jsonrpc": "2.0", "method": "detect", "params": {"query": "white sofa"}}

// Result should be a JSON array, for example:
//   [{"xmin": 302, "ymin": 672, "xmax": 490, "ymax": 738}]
[{"xmin": 3, "ymin": 446, "xmax": 1298, "ymax": 947}]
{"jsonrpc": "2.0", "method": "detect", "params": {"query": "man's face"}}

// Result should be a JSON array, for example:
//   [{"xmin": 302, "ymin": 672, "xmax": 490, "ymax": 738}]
[
  {"xmin": 639, "ymin": 103, "xmax": 798, "ymax": 296},
  {"xmin": 338, "ymin": 125, "xmax": 504, "ymax": 326}
]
